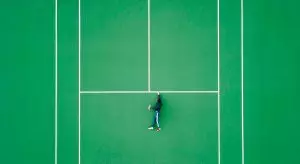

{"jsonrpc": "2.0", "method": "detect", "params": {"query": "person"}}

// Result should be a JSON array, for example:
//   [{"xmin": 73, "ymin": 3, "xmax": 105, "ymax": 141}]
[{"xmin": 148, "ymin": 92, "xmax": 162, "ymax": 132}]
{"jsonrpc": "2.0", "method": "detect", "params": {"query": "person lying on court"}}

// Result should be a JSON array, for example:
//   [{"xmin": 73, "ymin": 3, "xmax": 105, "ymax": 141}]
[{"xmin": 148, "ymin": 92, "xmax": 162, "ymax": 132}]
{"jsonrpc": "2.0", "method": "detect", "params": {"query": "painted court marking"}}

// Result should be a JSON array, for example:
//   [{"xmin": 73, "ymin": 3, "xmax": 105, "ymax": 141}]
[
  {"xmin": 148, "ymin": 0, "xmax": 151, "ymax": 92},
  {"xmin": 78, "ymin": 0, "xmax": 82, "ymax": 163},
  {"xmin": 54, "ymin": 0, "xmax": 58, "ymax": 163},
  {"xmin": 217, "ymin": 0, "xmax": 221, "ymax": 163},
  {"xmin": 241, "ymin": 0, "xmax": 245, "ymax": 163},
  {"xmin": 80, "ymin": 90, "xmax": 219, "ymax": 94}
]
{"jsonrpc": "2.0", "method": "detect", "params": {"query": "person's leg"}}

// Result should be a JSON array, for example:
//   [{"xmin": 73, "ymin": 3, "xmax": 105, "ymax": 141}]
[
  {"xmin": 156, "ymin": 111, "xmax": 161, "ymax": 131},
  {"xmin": 152, "ymin": 113, "xmax": 157, "ymax": 127},
  {"xmin": 155, "ymin": 111, "xmax": 160, "ymax": 128},
  {"xmin": 148, "ymin": 113, "xmax": 156, "ymax": 130}
]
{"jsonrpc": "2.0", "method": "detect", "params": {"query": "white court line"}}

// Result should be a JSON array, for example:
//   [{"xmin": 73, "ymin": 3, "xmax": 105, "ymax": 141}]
[
  {"xmin": 148, "ymin": 0, "xmax": 151, "ymax": 92},
  {"xmin": 55, "ymin": 0, "xmax": 58, "ymax": 163},
  {"xmin": 78, "ymin": 0, "xmax": 81, "ymax": 162},
  {"xmin": 241, "ymin": 0, "xmax": 244, "ymax": 163},
  {"xmin": 217, "ymin": 0, "xmax": 221, "ymax": 163},
  {"xmin": 80, "ymin": 90, "xmax": 218, "ymax": 94}
]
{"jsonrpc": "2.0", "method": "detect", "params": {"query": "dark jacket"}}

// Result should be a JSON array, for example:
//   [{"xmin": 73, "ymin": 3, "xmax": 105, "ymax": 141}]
[{"xmin": 153, "ymin": 96, "xmax": 162, "ymax": 112}]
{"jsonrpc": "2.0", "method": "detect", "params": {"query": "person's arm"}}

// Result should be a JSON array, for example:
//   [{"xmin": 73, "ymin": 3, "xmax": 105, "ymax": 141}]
[{"xmin": 148, "ymin": 104, "xmax": 152, "ymax": 111}]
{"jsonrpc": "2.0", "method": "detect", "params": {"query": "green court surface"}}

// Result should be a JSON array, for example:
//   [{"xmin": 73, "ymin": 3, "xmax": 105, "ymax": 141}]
[
  {"xmin": 1, "ymin": 0, "xmax": 300, "ymax": 164},
  {"xmin": 82, "ymin": 94, "xmax": 217, "ymax": 164}
]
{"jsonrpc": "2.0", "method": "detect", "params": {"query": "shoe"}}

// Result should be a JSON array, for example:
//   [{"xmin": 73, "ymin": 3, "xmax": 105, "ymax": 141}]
[
  {"xmin": 148, "ymin": 126, "xmax": 154, "ymax": 130},
  {"xmin": 157, "ymin": 91, "xmax": 160, "ymax": 95},
  {"xmin": 156, "ymin": 128, "xmax": 161, "ymax": 132}
]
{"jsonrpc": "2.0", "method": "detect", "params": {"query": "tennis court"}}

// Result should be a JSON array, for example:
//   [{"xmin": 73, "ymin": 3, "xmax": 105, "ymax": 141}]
[
  {"xmin": 80, "ymin": 0, "xmax": 220, "ymax": 163},
  {"xmin": 1, "ymin": 0, "xmax": 300, "ymax": 164}
]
